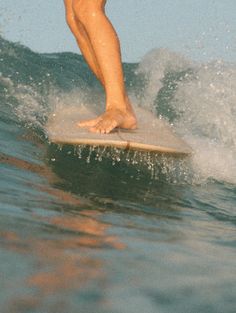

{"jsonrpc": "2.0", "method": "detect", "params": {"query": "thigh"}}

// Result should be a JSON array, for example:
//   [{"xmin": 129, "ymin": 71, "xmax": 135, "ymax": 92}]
[
  {"xmin": 72, "ymin": 0, "xmax": 106, "ymax": 12},
  {"xmin": 64, "ymin": 0, "xmax": 73, "ymax": 17}
]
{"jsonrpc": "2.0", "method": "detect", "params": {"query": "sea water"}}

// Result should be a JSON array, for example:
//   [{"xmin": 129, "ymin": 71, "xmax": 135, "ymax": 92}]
[{"xmin": 0, "ymin": 36, "xmax": 236, "ymax": 313}]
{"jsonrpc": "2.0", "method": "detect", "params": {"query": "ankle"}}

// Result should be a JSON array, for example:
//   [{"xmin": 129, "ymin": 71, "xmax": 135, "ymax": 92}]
[{"xmin": 106, "ymin": 101, "xmax": 127, "ymax": 112}]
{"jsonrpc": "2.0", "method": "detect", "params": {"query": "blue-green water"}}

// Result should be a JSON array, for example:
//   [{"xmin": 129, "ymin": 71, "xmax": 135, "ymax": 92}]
[{"xmin": 0, "ymin": 36, "xmax": 236, "ymax": 313}]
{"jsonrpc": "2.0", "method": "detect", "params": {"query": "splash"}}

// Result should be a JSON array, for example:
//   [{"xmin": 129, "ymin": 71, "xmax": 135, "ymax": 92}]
[
  {"xmin": 49, "ymin": 144, "xmax": 192, "ymax": 185},
  {"xmin": 138, "ymin": 50, "xmax": 236, "ymax": 184},
  {"xmin": 135, "ymin": 48, "xmax": 192, "ymax": 111},
  {"xmin": 172, "ymin": 61, "xmax": 236, "ymax": 184}
]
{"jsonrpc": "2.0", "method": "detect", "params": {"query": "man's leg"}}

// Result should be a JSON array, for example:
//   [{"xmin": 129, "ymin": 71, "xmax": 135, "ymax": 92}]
[
  {"xmin": 64, "ymin": 0, "xmax": 104, "ymax": 85},
  {"xmin": 72, "ymin": 0, "xmax": 137, "ymax": 134}
]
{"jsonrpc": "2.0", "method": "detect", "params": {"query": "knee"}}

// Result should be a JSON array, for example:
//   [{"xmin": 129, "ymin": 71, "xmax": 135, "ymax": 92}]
[
  {"xmin": 65, "ymin": 11, "xmax": 74, "ymax": 30},
  {"xmin": 72, "ymin": 0, "xmax": 102, "ymax": 26},
  {"xmin": 64, "ymin": 0, "xmax": 74, "ymax": 30}
]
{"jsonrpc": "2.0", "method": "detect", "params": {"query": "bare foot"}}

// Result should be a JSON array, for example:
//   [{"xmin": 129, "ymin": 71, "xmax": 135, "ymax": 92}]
[{"xmin": 78, "ymin": 108, "xmax": 137, "ymax": 134}]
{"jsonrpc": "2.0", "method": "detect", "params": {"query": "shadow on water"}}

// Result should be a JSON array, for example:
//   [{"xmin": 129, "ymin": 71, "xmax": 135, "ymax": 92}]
[{"xmin": 46, "ymin": 143, "xmax": 192, "ymax": 217}]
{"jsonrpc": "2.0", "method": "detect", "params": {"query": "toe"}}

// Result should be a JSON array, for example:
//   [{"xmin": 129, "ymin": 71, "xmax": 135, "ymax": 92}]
[
  {"xmin": 89, "ymin": 116, "xmax": 119, "ymax": 134},
  {"xmin": 77, "ymin": 116, "xmax": 102, "ymax": 128}
]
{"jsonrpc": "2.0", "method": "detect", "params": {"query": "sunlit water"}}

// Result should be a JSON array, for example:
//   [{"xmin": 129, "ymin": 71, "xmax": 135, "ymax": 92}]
[{"xmin": 0, "ymin": 36, "xmax": 236, "ymax": 313}]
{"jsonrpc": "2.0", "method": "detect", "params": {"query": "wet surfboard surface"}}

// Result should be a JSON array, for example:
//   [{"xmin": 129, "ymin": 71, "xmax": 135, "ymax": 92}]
[{"xmin": 46, "ymin": 105, "xmax": 192, "ymax": 156}]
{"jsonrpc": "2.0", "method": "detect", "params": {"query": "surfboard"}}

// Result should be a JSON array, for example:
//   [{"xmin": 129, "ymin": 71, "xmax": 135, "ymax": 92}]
[{"xmin": 46, "ymin": 105, "xmax": 192, "ymax": 156}]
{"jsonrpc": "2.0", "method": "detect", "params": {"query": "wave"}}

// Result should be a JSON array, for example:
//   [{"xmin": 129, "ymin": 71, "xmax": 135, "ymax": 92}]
[
  {"xmin": 1, "ymin": 36, "xmax": 236, "ymax": 184},
  {"xmin": 134, "ymin": 49, "xmax": 236, "ymax": 184}
]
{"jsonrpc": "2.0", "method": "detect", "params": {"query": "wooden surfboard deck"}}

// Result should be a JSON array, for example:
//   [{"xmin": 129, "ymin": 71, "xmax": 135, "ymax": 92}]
[{"xmin": 46, "ymin": 105, "xmax": 192, "ymax": 156}]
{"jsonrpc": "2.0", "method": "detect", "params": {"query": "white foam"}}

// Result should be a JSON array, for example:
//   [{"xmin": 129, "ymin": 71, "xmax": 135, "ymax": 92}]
[
  {"xmin": 13, "ymin": 85, "xmax": 90, "ymax": 128},
  {"xmin": 136, "ymin": 48, "xmax": 192, "ymax": 110},
  {"xmin": 138, "ymin": 49, "xmax": 236, "ymax": 184}
]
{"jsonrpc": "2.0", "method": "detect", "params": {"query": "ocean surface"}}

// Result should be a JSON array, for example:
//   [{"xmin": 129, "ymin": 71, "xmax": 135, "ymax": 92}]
[{"xmin": 0, "ymin": 36, "xmax": 236, "ymax": 313}]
